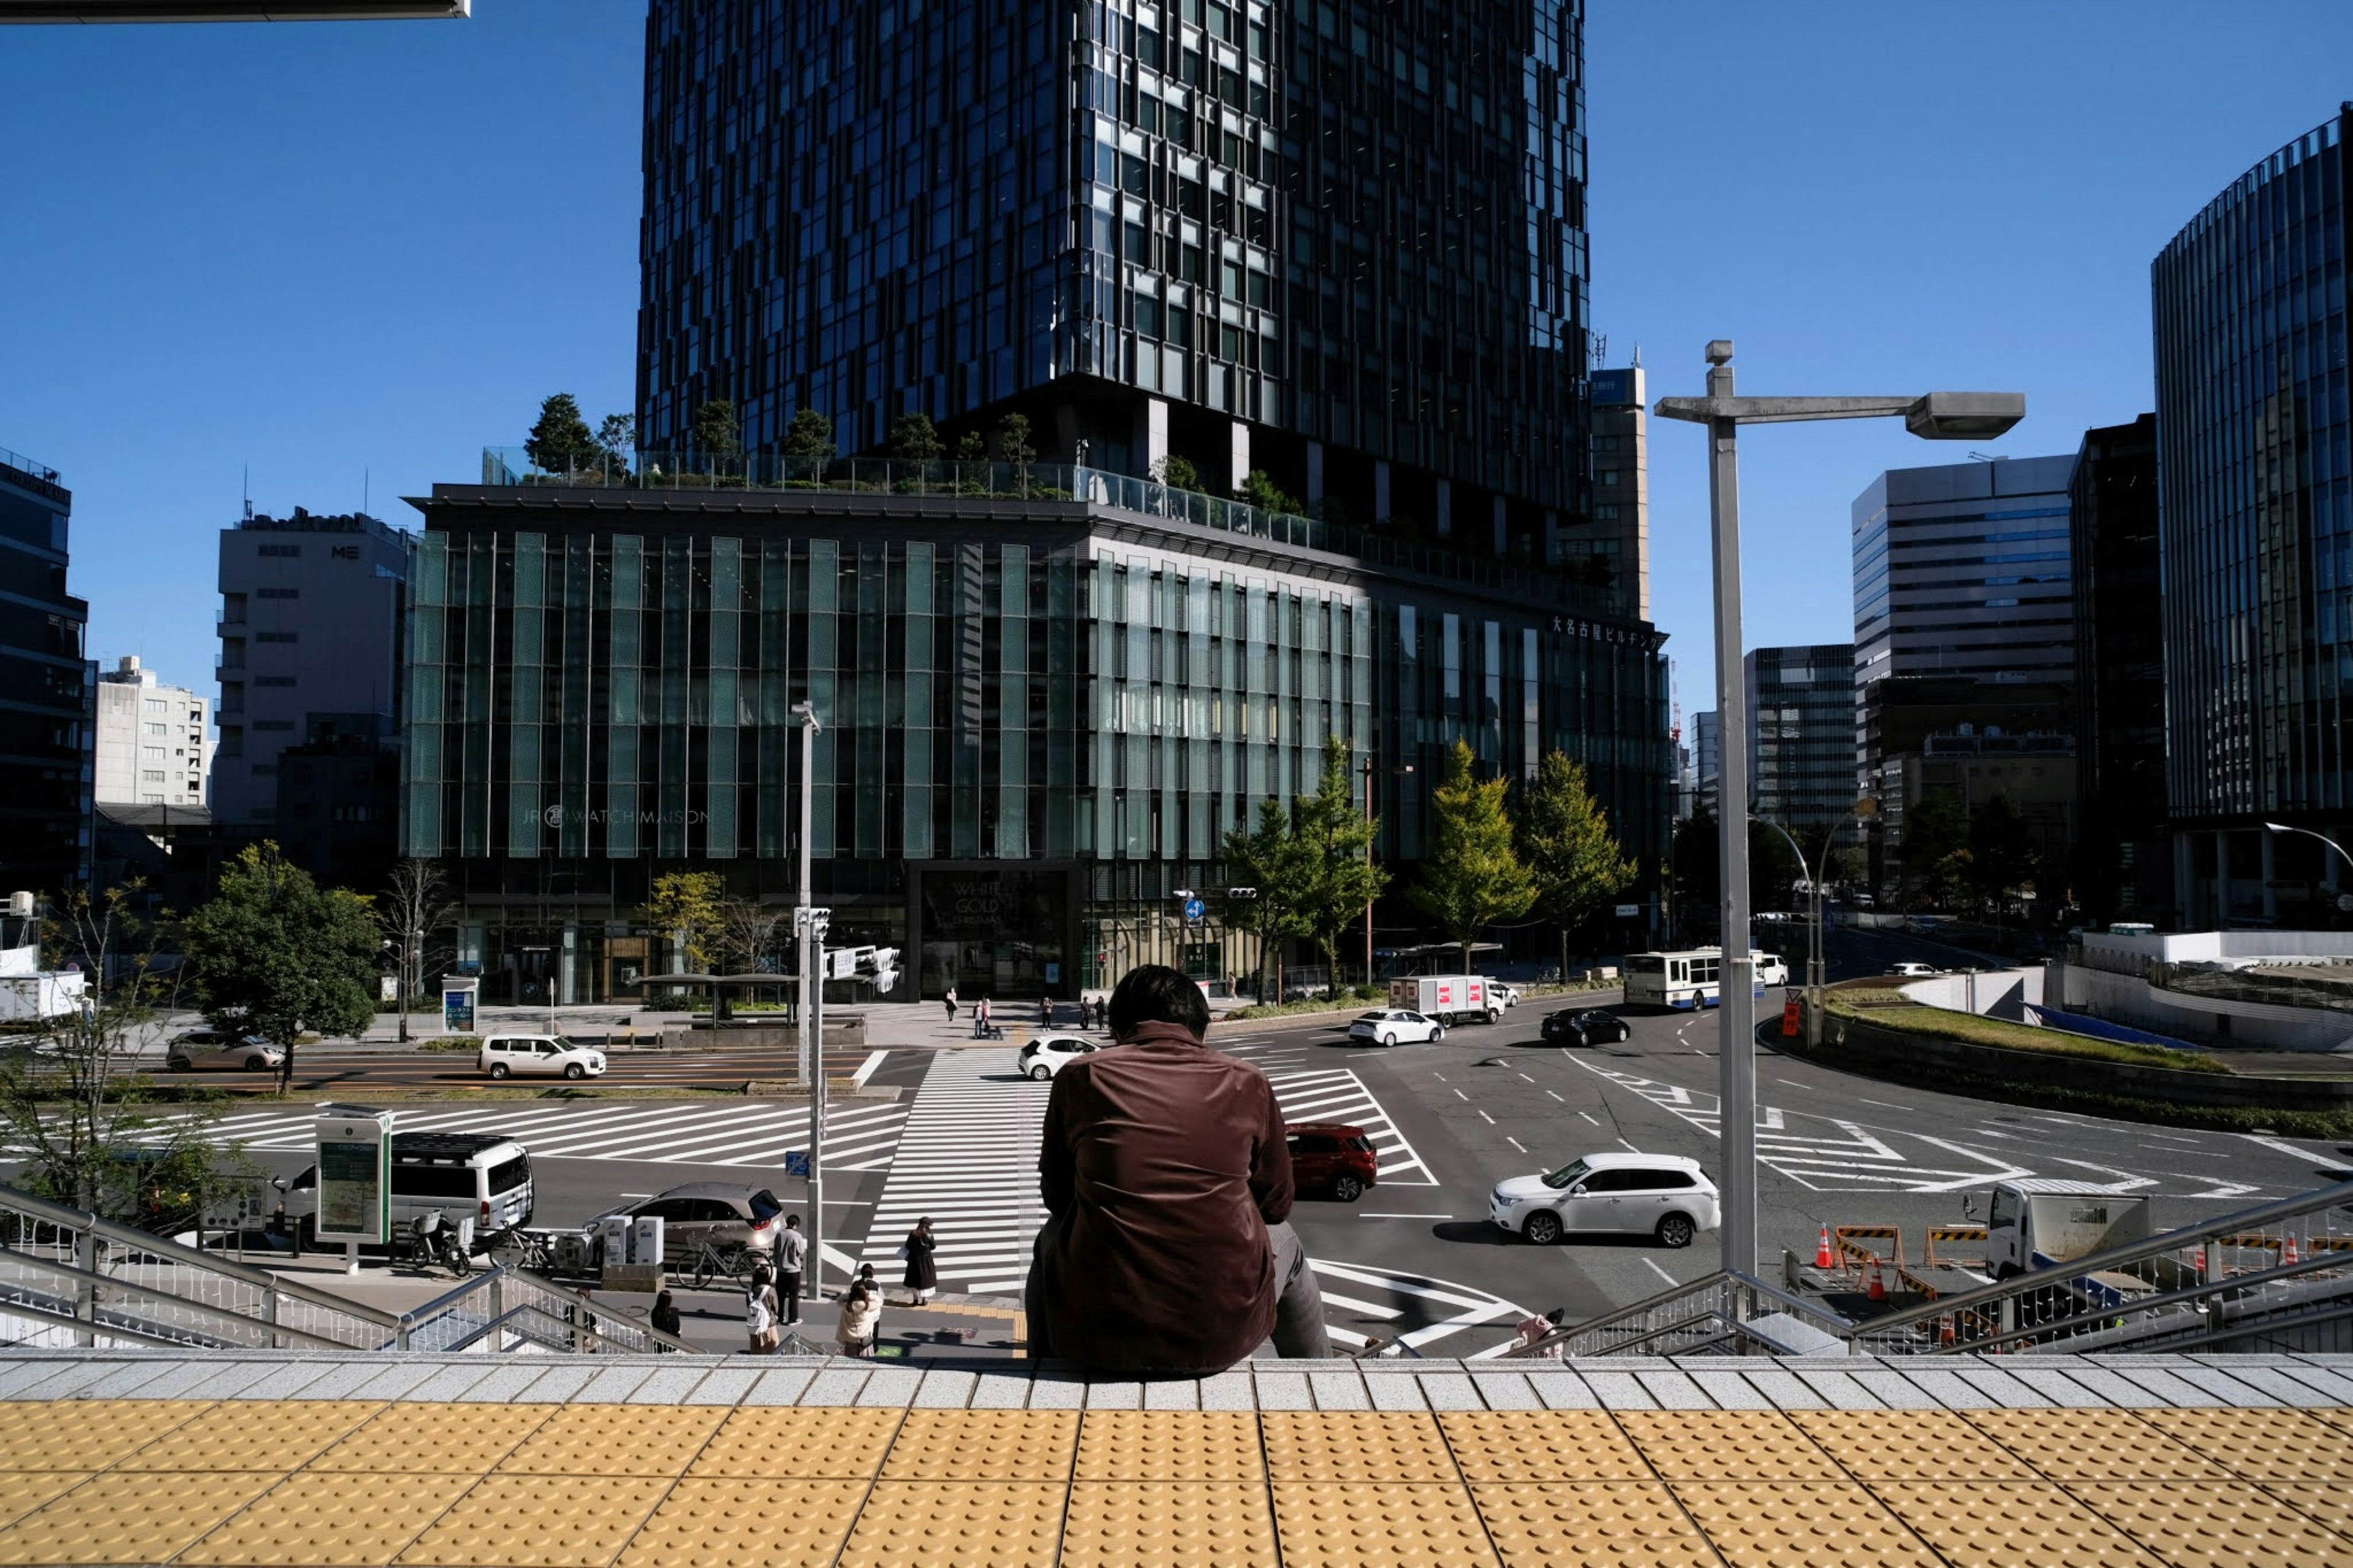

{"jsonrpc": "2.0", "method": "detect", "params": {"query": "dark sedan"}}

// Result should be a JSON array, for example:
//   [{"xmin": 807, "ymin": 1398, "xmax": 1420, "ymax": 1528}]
[{"xmin": 1540, "ymin": 1007, "xmax": 1631, "ymax": 1047}]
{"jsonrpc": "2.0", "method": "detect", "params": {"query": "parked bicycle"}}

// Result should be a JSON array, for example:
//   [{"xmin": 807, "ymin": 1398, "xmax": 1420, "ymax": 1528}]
[
  {"xmin": 482, "ymin": 1225, "xmax": 558, "ymax": 1274},
  {"xmin": 401, "ymin": 1208, "xmax": 472, "ymax": 1278},
  {"xmin": 684, "ymin": 1236, "xmax": 759, "ymax": 1292}
]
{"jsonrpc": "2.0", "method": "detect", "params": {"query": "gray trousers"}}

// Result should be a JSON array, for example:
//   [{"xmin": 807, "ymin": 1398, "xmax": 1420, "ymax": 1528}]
[{"xmin": 1026, "ymin": 1216, "xmax": 1330, "ymax": 1368}]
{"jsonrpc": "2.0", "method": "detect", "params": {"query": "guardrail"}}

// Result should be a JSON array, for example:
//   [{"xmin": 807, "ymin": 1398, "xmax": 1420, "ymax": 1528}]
[
  {"xmin": 1498, "ymin": 1177, "xmax": 2353, "ymax": 1359},
  {"xmin": 0, "ymin": 1183, "xmax": 695, "ymax": 1355}
]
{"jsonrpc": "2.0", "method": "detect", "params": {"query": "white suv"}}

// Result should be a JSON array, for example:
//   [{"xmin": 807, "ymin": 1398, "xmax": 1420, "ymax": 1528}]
[
  {"xmin": 1490, "ymin": 1153, "xmax": 1720, "ymax": 1249},
  {"xmin": 479, "ymin": 1035, "xmax": 607, "ymax": 1081}
]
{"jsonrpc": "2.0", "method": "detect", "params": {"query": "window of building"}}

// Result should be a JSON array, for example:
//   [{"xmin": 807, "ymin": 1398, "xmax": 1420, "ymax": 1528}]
[
  {"xmin": 1595, "ymin": 504, "xmax": 1620, "ymax": 521},
  {"xmin": 257, "ymin": 543, "xmax": 301, "ymax": 558},
  {"xmin": 143, "ymin": 697, "xmax": 167, "ymax": 713},
  {"xmin": 1596, "ymin": 469, "xmax": 1620, "ymax": 487},
  {"xmin": 141, "ymin": 769, "xmax": 165, "ymax": 783}
]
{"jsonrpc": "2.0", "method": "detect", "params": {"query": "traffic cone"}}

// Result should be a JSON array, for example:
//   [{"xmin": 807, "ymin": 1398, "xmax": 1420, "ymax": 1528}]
[
  {"xmin": 2284, "ymin": 1234, "xmax": 2300, "ymax": 1268},
  {"xmin": 1866, "ymin": 1260, "xmax": 1887, "ymax": 1303},
  {"xmin": 1816, "ymin": 1226, "xmax": 1835, "ymax": 1270},
  {"xmin": 2192, "ymin": 1243, "xmax": 2207, "ymax": 1277}
]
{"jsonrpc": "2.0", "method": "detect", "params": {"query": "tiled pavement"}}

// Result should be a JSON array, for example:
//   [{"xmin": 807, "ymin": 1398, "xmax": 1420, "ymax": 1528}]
[{"xmin": 0, "ymin": 1349, "xmax": 2348, "ymax": 1565}]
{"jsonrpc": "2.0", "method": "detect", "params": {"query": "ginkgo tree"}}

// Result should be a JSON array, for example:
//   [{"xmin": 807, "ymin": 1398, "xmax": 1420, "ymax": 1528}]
[{"xmin": 1411, "ymin": 740, "xmax": 1538, "ymax": 974}]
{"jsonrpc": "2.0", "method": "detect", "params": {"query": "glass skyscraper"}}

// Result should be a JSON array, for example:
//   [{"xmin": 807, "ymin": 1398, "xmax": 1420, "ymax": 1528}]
[
  {"xmin": 637, "ymin": 1, "xmax": 1603, "ymax": 599},
  {"xmin": 1744, "ymin": 644, "xmax": 1855, "ymax": 844},
  {"xmin": 2153, "ymin": 104, "xmax": 2352, "ymax": 925},
  {"xmin": 0, "ymin": 445, "xmax": 93, "ymax": 898},
  {"xmin": 402, "ymin": 468, "xmax": 1667, "ymax": 1004}
]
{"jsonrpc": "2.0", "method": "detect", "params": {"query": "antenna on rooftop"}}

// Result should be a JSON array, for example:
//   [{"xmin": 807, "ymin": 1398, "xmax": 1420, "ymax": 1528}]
[{"xmin": 242, "ymin": 464, "xmax": 252, "ymax": 523}]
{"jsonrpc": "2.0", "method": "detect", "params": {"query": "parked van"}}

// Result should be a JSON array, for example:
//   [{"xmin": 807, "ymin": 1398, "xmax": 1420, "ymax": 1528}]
[
  {"xmin": 278, "ymin": 1132, "xmax": 534, "ymax": 1250},
  {"xmin": 478, "ymin": 1034, "xmax": 606, "ymax": 1080}
]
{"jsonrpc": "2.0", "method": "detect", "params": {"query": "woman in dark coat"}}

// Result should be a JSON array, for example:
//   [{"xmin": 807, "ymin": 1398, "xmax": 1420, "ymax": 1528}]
[{"xmin": 903, "ymin": 1216, "xmax": 939, "ymax": 1305}]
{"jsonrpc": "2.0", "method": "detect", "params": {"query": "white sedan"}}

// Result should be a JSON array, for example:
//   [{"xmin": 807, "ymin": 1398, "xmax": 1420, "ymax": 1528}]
[
  {"xmin": 1346, "ymin": 1009, "xmax": 1445, "ymax": 1047},
  {"xmin": 1017, "ymin": 1034, "xmax": 1103, "ymax": 1080},
  {"xmin": 165, "ymin": 1030, "xmax": 284, "ymax": 1074}
]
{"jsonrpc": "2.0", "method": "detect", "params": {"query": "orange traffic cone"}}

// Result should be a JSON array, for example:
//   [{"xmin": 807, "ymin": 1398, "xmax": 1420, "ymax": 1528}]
[
  {"xmin": 2284, "ymin": 1234, "xmax": 2300, "ymax": 1268},
  {"xmin": 2192, "ymin": 1243, "xmax": 2207, "ymax": 1276},
  {"xmin": 1866, "ymin": 1259, "xmax": 1888, "ymax": 1303},
  {"xmin": 1816, "ymin": 1226, "xmax": 1835, "ymax": 1270}
]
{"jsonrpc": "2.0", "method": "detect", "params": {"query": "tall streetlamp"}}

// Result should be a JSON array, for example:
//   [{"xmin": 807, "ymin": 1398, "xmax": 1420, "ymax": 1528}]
[
  {"xmin": 1656, "ymin": 342, "xmax": 2023, "ymax": 1278},
  {"xmin": 791, "ymin": 699, "xmax": 825, "ymax": 1302},
  {"xmin": 1757, "ymin": 800, "xmax": 1879, "ymax": 1050},
  {"xmin": 1360, "ymin": 759, "xmax": 1414, "ymax": 990},
  {"xmin": 2262, "ymin": 822, "xmax": 2353, "ymax": 911}
]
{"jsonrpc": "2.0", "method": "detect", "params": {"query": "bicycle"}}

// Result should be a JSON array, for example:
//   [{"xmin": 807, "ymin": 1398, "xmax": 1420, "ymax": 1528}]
[
  {"xmin": 482, "ymin": 1225, "xmax": 558, "ymax": 1274},
  {"xmin": 686, "ymin": 1237, "xmax": 760, "ymax": 1292}
]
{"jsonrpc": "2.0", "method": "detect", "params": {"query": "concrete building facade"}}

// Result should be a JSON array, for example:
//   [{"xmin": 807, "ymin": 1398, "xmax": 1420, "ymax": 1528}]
[{"xmin": 93, "ymin": 656, "xmax": 208, "ymax": 809}]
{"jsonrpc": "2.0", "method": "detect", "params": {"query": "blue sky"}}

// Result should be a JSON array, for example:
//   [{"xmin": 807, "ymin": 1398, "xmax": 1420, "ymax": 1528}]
[{"xmin": 2, "ymin": 2, "xmax": 2350, "ymax": 718}]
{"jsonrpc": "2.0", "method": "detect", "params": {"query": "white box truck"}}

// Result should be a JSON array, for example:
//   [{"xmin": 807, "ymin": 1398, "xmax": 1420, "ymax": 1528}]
[{"xmin": 1388, "ymin": 974, "xmax": 1497, "ymax": 1025}]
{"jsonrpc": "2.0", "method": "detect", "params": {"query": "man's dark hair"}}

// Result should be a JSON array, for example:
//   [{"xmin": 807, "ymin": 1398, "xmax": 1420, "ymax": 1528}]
[{"xmin": 1108, "ymin": 964, "xmax": 1210, "ymax": 1040}]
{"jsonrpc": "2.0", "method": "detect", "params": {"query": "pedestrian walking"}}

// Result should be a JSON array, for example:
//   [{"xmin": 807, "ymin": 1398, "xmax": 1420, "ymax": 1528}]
[
  {"xmin": 773, "ymin": 1214, "xmax": 806, "ymax": 1325},
  {"xmin": 979, "ymin": 997, "xmax": 993, "ymax": 1037},
  {"xmin": 838, "ymin": 1281, "xmax": 880, "ymax": 1358},
  {"xmin": 901, "ymin": 1216, "xmax": 939, "ymax": 1306},
  {"xmin": 745, "ymin": 1266, "xmax": 781, "ymax": 1355},
  {"xmin": 944, "ymin": 986, "xmax": 958, "ymax": 1021}
]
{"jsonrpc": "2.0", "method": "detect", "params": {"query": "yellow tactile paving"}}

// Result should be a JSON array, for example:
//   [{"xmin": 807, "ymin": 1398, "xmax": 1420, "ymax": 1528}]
[
  {"xmin": 835, "ymin": 1481, "xmax": 1069, "ymax": 1568},
  {"xmin": 178, "ymin": 1471, "xmax": 450, "ymax": 1566},
  {"xmin": 2068, "ymin": 1482, "xmax": 2352, "ymax": 1568},
  {"xmin": 0, "ymin": 1471, "xmax": 281, "ymax": 1566},
  {"xmin": 308, "ymin": 1402, "xmax": 556, "ymax": 1474},
  {"xmin": 1059, "ymin": 1480, "xmax": 1278, "ymax": 1568},
  {"xmin": 395, "ymin": 1474, "xmax": 673, "ymax": 1567},
  {"xmin": 113, "ymin": 1399, "xmax": 383, "ymax": 1472},
  {"xmin": 1262, "ymin": 1411, "xmax": 1460, "ymax": 1483},
  {"xmin": 1471, "ymin": 1482, "xmax": 1717, "ymax": 1568},
  {"xmin": 1075, "ymin": 1411, "xmax": 1266, "ymax": 1481},
  {"xmin": 0, "ymin": 1474, "xmax": 93, "ymax": 1531},
  {"xmin": 2261, "ymin": 1482, "xmax": 2353, "ymax": 1536},
  {"xmin": 1871, "ymin": 1481, "xmax": 2156, "ymax": 1568},
  {"xmin": 494, "ymin": 1403, "xmax": 728, "ymax": 1477},
  {"xmin": 1789, "ymin": 1409, "xmax": 2042, "ymax": 1481},
  {"xmin": 882, "ymin": 1409, "xmax": 1080, "ymax": 1480},
  {"xmin": 0, "ymin": 1399, "xmax": 210, "ymax": 1471},
  {"xmin": 1962, "ymin": 1408, "xmax": 2236, "ymax": 1482},
  {"xmin": 2135, "ymin": 1407, "xmax": 2353, "ymax": 1482},
  {"xmin": 1668, "ymin": 1481, "xmax": 1942, "ymax": 1568},
  {"xmin": 1270, "ymin": 1482, "xmax": 1502, "ymax": 1568},
  {"xmin": 1438, "ymin": 1411, "xmax": 1654, "ymax": 1484},
  {"xmin": 1617, "ymin": 1410, "xmax": 1844, "ymax": 1482},
  {"xmin": 613, "ymin": 1477, "xmax": 866, "ymax": 1568},
  {"xmin": 688, "ymin": 1406, "xmax": 904, "ymax": 1477}
]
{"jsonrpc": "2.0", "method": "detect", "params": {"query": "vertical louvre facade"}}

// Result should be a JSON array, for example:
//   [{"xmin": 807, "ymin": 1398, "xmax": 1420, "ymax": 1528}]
[
  {"xmin": 403, "ymin": 485, "xmax": 1667, "ymax": 1004},
  {"xmin": 1744, "ymin": 644, "xmax": 1855, "ymax": 843},
  {"xmin": 637, "ymin": 0, "xmax": 1594, "ymax": 570},
  {"xmin": 2153, "ymin": 105, "xmax": 2352, "ymax": 831}
]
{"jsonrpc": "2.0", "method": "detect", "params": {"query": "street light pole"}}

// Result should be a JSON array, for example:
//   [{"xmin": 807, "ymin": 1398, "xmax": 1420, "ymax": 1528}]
[
  {"xmin": 792, "ymin": 700, "xmax": 824, "ymax": 1301},
  {"xmin": 2262, "ymin": 822, "xmax": 2353, "ymax": 908},
  {"xmin": 1656, "ymin": 341, "xmax": 2025, "ymax": 1284}
]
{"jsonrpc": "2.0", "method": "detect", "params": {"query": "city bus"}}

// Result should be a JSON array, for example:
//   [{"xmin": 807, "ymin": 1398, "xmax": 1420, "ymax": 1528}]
[{"xmin": 1624, "ymin": 949, "xmax": 1779, "ymax": 1010}]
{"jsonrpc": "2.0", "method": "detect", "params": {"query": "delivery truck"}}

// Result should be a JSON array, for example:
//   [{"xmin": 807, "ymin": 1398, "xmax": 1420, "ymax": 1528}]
[{"xmin": 1387, "ymin": 974, "xmax": 1498, "ymax": 1025}]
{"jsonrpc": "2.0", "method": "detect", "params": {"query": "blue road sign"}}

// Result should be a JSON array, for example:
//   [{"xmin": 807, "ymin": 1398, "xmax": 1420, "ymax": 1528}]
[
  {"xmin": 1183, "ymin": 897, "xmax": 1205, "ymax": 922},
  {"xmin": 784, "ymin": 1151, "xmax": 810, "ymax": 1177}
]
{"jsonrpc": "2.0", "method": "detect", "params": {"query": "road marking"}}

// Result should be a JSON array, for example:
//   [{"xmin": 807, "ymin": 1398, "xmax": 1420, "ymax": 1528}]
[
  {"xmin": 1857, "ymin": 1097, "xmax": 1914, "ymax": 1110},
  {"xmin": 1517, "ymin": 1072, "xmax": 1536, "ymax": 1083},
  {"xmin": 1265, "ymin": 1067, "xmax": 1438, "ymax": 1186},
  {"xmin": 1643, "ymin": 1259, "xmax": 1678, "ymax": 1286},
  {"xmin": 1618, "ymin": 1138, "xmax": 1639, "ymax": 1153},
  {"xmin": 1577, "ymin": 1112, "xmax": 1599, "ymax": 1126},
  {"xmin": 1431, "ymin": 1073, "xmax": 1449, "ymax": 1082},
  {"xmin": 1452, "ymin": 1089, "xmax": 1468, "ymax": 1101},
  {"xmin": 1477, "ymin": 1110, "xmax": 1494, "ymax": 1124},
  {"xmin": 1357, "ymin": 1212, "xmax": 1453, "ymax": 1220},
  {"xmin": 1547, "ymin": 1091, "xmax": 1566, "ymax": 1102},
  {"xmin": 1506, "ymin": 1137, "xmax": 1527, "ymax": 1153},
  {"xmin": 1307, "ymin": 1259, "xmax": 1527, "ymax": 1354},
  {"xmin": 850, "ymin": 1050, "xmax": 889, "ymax": 1086},
  {"xmin": 1317, "ymin": 1290, "xmax": 1403, "ymax": 1319}
]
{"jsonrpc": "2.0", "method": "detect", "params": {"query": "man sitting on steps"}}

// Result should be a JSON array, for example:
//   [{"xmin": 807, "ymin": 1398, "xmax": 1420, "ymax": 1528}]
[{"xmin": 1025, "ymin": 964, "xmax": 1330, "ymax": 1374}]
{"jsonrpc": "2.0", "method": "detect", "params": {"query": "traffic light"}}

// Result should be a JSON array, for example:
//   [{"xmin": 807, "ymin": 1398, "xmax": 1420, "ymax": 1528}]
[
  {"xmin": 865, "ymin": 947, "xmax": 901, "ymax": 993},
  {"xmin": 1226, "ymin": 886, "xmax": 1258, "ymax": 900}
]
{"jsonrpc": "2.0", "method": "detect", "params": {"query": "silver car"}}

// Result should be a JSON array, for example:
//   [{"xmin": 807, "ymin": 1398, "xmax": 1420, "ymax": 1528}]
[
  {"xmin": 165, "ymin": 1029, "xmax": 284, "ymax": 1073},
  {"xmin": 589, "ymin": 1181, "xmax": 787, "ymax": 1268}
]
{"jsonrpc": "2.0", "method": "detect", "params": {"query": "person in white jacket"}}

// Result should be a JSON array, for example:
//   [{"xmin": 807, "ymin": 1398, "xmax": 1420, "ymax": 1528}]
[{"xmin": 836, "ymin": 1281, "xmax": 880, "ymax": 1357}]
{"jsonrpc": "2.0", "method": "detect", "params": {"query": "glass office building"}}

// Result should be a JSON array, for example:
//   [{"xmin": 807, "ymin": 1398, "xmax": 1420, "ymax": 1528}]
[
  {"xmin": 0, "ymin": 446, "xmax": 93, "ymax": 897},
  {"xmin": 1744, "ymin": 644, "xmax": 1855, "ymax": 843},
  {"xmin": 637, "ymin": 1, "xmax": 1604, "ymax": 604},
  {"xmin": 2153, "ymin": 104, "xmax": 2352, "ymax": 924},
  {"xmin": 403, "ymin": 466, "xmax": 1668, "ymax": 1004}
]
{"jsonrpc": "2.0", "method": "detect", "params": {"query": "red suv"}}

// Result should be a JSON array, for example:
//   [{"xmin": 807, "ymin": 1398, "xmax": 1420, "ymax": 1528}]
[{"xmin": 1286, "ymin": 1122, "xmax": 1378, "ymax": 1203}]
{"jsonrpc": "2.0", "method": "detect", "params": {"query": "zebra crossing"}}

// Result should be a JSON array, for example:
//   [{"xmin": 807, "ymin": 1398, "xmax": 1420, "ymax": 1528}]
[
  {"xmin": 1261, "ymin": 1066, "xmax": 1437, "ymax": 1187},
  {"xmin": 116, "ymin": 1098, "xmax": 910, "ymax": 1173},
  {"xmin": 856, "ymin": 1050, "xmax": 1047, "ymax": 1295}
]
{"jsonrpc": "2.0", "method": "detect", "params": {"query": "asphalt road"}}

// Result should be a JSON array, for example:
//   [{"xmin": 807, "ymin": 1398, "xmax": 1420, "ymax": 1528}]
[{"xmin": 130, "ymin": 1042, "xmax": 921, "ymax": 1095}]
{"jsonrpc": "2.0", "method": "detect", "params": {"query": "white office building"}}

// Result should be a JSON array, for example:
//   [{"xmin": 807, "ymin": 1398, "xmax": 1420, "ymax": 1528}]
[{"xmin": 93, "ymin": 656, "xmax": 208, "ymax": 808}]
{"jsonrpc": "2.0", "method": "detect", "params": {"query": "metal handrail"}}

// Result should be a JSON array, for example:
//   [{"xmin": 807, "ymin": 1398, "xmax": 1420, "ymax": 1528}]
[
  {"xmin": 0, "ymin": 1248, "xmax": 362, "ymax": 1351},
  {"xmin": 1961, "ymin": 1248, "xmax": 2353, "ymax": 1356},
  {"xmin": 1502, "ymin": 1268, "xmax": 1852, "ymax": 1359},
  {"xmin": 1852, "ymin": 1176, "xmax": 2353, "ymax": 1341},
  {"xmin": 392, "ymin": 1266, "xmax": 700, "ymax": 1355}
]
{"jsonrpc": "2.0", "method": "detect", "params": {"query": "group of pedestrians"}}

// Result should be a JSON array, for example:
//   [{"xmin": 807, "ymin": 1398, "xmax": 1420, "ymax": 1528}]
[{"xmin": 695, "ymin": 1213, "xmax": 937, "ymax": 1357}]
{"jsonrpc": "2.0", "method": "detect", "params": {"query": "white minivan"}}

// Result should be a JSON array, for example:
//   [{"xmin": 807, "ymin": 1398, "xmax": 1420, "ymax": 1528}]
[{"xmin": 478, "ymin": 1034, "xmax": 607, "ymax": 1080}]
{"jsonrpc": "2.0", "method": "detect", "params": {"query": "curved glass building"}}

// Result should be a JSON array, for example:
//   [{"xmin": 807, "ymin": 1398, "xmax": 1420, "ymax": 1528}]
[{"xmin": 2154, "ymin": 104, "xmax": 2351, "ymax": 923}]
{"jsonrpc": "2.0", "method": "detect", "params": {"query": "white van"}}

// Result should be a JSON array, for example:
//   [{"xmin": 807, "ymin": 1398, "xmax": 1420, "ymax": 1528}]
[
  {"xmin": 278, "ymin": 1132, "xmax": 535, "ymax": 1250},
  {"xmin": 478, "ymin": 1034, "xmax": 607, "ymax": 1080}
]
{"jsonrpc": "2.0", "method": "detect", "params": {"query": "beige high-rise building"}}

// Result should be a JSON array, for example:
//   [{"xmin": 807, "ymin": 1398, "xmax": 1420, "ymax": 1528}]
[{"xmin": 94, "ymin": 656, "xmax": 208, "ymax": 808}]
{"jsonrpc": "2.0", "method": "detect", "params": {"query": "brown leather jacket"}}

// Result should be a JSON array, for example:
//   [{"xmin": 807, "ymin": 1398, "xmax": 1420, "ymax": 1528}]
[{"xmin": 1031, "ymin": 1021, "xmax": 1293, "ymax": 1372}]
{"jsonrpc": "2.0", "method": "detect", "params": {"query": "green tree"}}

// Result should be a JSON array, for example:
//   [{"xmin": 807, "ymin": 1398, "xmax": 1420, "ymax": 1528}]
[
  {"xmin": 781, "ymin": 406, "xmax": 833, "ymax": 461},
  {"xmin": 993, "ymin": 411, "xmax": 1036, "ymax": 463},
  {"xmin": 887, "ymin": 411, "xmax": 943, "ymax": 461},
  {"xmin": 181, "ymin": 843, "xmax": 379, "ymax": 1093},
  {"xmin": 594, "ymin": 412, "xmax": 635, "ymax": 473},
  {"xmin": 1154, "ymin": 453, "xmax": 1201, "ymax": 491},
  {"xmin": 1411, "ymin": 740, "xmax": 1538, "ymax": 973},
  {"xmin": 1966, "ymin": 793, "xmax": 2041, "ymax": 912},
  {"xmin": 953, "ymin": 430, "xmax": 987, "ymax": 463},
  {"xmin": 1520, "ymin": 751, "xmax": 1635, "ymax": 956},
  {"xmin": 1290, "ymin": 737, "xmax": 1387, "ymax": 988},
  {"xmin": 525, "ymin": 393, "xmax": 600, "ymax": 475},
  {"xmin": 642, "ymin": 870, "xmax": 727, "ymax": 977},
  {"xmin": 377, "ymin": 858, "xmax": 454, "ymax": 1045},
  {"xmin": 1239, "ymin": 468, "xmax": 1303, "ymax": 515},
  {"xmin": 1900, "ymin": 789, "xmax": 1969, "ymax": 906},
  {"xmin": 692, "ymin": 398, "xmax": 745, "ymax": 472},
  {"xmin": 1222, "ymin": 800, "xmax": 1316, "ymax": 1002}
]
